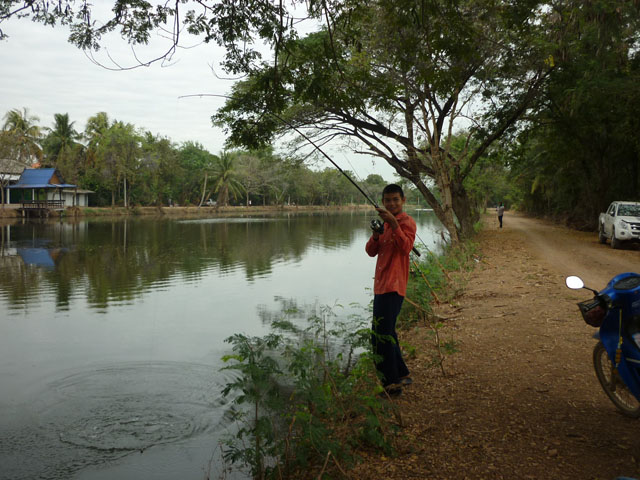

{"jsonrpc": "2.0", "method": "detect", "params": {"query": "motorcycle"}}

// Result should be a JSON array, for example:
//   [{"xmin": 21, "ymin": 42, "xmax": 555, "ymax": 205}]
[{"xmin": 566, "ymin": 272, "xmax": 640, "ymax": 417}]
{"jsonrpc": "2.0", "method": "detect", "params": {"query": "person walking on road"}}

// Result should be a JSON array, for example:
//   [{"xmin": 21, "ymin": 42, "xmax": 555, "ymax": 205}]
[{"xmin": 497, "ymin": 202, "xmax": 505, "ymax": 228}]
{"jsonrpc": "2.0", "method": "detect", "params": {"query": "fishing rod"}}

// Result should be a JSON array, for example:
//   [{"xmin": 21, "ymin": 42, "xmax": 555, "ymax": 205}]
[
  {"xmin": 179, "ymin": 93, "xmax": 420, "ymax": 255},
  {"xmin": 270, "ymin": 114, "xmax": 421, "ymax": 257}
]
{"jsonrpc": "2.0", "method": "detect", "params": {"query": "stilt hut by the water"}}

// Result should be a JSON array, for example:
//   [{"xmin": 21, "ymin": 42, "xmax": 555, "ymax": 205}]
[{"xmin": 8, "ymin": 168, "xmax": 91, "ymax": 217}]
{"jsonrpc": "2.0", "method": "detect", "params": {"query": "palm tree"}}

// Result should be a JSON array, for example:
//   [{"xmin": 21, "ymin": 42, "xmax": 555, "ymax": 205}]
[
  {"xmin": 43, "ymin": 113, "xmax": 80, "ymax": 163},
  {"xmin": 211, "ymin": 151, "xmax": 245, "ymax": 206},
  {"xmin": 83, "ymin": 112, "xmax": 110, "ymax": 173},
  {"xmin": 2, "ymin": 108, "xmax": 42, "ymax": 164},
  {"xmin": 84, "ymin": 112, "xmax": 110, "ymax": 147}
]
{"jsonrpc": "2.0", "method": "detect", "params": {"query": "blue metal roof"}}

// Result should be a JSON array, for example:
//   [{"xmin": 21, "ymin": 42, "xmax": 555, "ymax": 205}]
[
  {"xmin": 17, "ymin": 248, "xmax": 56, "ymax": 269},
  {"xmin": 8, "ymin": 168, "xmax": 77, "ymax": 189}
]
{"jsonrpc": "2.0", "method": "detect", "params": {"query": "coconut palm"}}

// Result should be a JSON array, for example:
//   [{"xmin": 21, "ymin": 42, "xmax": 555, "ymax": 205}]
[
  {"xmin": 2, "ymin": 108, "xmax": 42, "ymax": 164},
  {"xmin": 211, "ymin": 151, "xmax": 245, "ymax": 206},
  {"xmin": 84, "ymin": 112, "xmax": 110, "ymax": 147},
  {"xmin": 83, "ymin": 112, "xmax": 111, "ymax": 174},
  {"xmin": 43, "ymin": 113, "xmax": 81, "ymax": 163}
]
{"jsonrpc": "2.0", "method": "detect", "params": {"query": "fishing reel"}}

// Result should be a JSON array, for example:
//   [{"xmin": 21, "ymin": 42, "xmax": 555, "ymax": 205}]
[{"xmin": 370, "ymin": 219, "xmax": 384, "ymax": 234}]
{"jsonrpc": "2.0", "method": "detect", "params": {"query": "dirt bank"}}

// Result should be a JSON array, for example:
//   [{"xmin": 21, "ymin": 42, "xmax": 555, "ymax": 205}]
[
  {"xmin": 0, "ymin": 204, "xmax": 371, "ymax": 222},
  {"xmin": 355, "ymin": 212, "xmax": 640, "ymax": 480}
]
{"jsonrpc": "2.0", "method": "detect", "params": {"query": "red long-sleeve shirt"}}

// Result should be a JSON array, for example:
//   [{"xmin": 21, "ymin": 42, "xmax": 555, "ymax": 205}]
[{"xmin": 365, "ymin": 212, "xmax": 416, "ymax": 296}]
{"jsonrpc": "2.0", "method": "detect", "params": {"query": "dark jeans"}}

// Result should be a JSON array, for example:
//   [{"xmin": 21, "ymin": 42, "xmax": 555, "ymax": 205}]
[
  {"xmin": 498, "ymin": 215, "xmax": 503, "ymax": 228},
  {"xmin": 372, "ymin": 292, "xmax": 410, "ymax": 386}
]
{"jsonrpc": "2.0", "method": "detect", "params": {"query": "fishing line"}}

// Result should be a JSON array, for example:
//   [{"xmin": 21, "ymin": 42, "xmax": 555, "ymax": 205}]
[
  {"xmin": 340, "ymin": 151, "xmax": 433, "ymax": 258},
  {"xmin": 339, "ymin": 152, "xmax": 379, "ymax": 206},
  {"xmin": 179, "ymin": 92, "xmax": 421, "ymax": 253},
  {"xmin": 179, "ymin": 93, "xmax": 378, "ymax": 205}
]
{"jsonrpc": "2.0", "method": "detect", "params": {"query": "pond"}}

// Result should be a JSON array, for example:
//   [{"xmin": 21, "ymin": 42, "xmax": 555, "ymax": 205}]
[{"xmin": 0, "ymin": 209, "xmax": 443, "ymax": 480}]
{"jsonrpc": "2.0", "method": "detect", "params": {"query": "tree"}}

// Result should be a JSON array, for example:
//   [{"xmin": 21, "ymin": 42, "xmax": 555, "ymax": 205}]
[
  {"xmin": 235, "ymin": 149, "xmax": 275, "ymax": 206},
  {"xmin": 0, "ymin": 0, "xmax": 302, "ymax": 72},
  {"xmin": 214, "ymin": 0, "xmax": 555, "ymax": 243},
  {"xmin": 178, "ymin": 141, "xmax": 217, "ymax": 205},
  {"xmin": 95, "ymin": 120, "xmax": 141, "ymax": 207},
  {"xmin": 0, "ymin": 136, "xmax": 24, "ymax": 206},
  {"xmin": 138, "ymin": 132, "xmax": 181, "ymax": 206},
  {"xmin": 85, "ymin": 112, "xmax": 110, "ymax": 144},
  {"xmin": 211, "ymin": 151, "xmax": 245, "ymax": 206},
  {"xmin": 41, "ymin": 113, "xmax": 86, "ymax": 192},
  {"xmin": 363, "ymin": 174, "xmax": 387, "ymax": 204},
  {"xmin": 265, "ymin": 157, "xmax": 302, "ymax": 206},
  {"xmin": 510, "ymin": 0, "xmax": 640, "ymax": 227},
  {"xmin": 42, "ymin": 113, "xmax": 81, "ymax": 163},
  {"xmin": 2, "ymin": 107, "xmax": 42, "ymax": 164}
]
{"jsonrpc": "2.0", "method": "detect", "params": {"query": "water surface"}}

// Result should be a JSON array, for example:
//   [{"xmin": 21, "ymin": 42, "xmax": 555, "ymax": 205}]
[{"xmin": 0, "ymin": 210, "xmax": 443, "ymax": 480}]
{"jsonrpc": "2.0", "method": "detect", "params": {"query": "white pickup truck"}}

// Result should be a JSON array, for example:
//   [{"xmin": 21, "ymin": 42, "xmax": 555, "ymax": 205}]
[{"xmin": 598, "ymin": 201, "xmax": 640, "ymax": 248}]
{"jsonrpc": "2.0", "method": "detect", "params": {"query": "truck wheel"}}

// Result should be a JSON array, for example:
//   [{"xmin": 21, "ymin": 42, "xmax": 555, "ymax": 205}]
[
  {"xmin": 598, "ymin": 224, "xmax": 607, "ymax": 244},
  {"xmin": 611, "ymin": 228, "xmax": 621, "ymax": 249}
]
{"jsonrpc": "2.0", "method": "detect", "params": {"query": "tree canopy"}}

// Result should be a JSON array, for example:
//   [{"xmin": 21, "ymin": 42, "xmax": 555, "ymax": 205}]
[
  {"xmin": 508, "ymin": 0, "xmax": 640, "ymax": 228},
  {"xmin": 1, "ymin": 108, "xmax": 393, "ymax": 208},
  {"xmin": 214, "ymin": 0, "xmax": 555, "ymax": 242}
]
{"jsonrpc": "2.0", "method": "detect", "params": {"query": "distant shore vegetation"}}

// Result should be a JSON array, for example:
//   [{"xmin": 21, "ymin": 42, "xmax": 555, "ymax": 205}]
[{"xmin": 0, "ymin": 108, "xmax": 428, "ymax": 208}]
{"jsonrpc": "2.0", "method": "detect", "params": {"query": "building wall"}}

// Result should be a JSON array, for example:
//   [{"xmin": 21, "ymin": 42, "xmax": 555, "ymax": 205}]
[
  {"xmin": 6, "ymin": 189, "xmax": 89, "ymax": 206},
  {"xmin": 46, "ymin": 190, "xmax": 88, "ymax": 206}
]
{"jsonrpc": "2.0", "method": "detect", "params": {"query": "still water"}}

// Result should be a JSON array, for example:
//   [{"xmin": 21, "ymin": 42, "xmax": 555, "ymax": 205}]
[{"xmin": 0, "ymin": 210, "xmax": 443, "ymax": 480}]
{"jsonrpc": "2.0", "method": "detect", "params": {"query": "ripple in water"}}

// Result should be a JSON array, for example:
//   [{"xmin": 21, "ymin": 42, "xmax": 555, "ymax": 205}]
[
  {"xmin": 0, "ymin": 362, "xmax": 235, "ymax": 480},
  {"xmin": 45, "ymin": 363, "xmax": 227, "ymax": 449},
  {"xmin": 58, "ymin": 402, "xmax": 198, "ymax": 451}
]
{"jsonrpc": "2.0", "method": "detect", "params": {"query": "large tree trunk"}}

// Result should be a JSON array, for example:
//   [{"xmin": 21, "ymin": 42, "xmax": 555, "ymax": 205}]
[
  {"xmin": 217, "ymin": 185, "xmax": 229, "ymax": 206},
  {"xmin": 412, "ymin": 177, "xmax": 460, "ymax": 244},
  {"xmin": 451, "ymin": 181, "xmax": 478, "ymax": 240}
]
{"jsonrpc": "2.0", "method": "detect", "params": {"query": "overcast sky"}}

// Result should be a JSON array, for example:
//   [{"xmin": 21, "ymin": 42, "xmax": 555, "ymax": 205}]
[{"xmin": 0, "ymin": 13, "xmax": 396, "ymax": 182}]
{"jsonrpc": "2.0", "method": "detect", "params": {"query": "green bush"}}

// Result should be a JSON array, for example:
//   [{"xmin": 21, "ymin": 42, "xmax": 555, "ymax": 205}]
[{"xmin": 220, "ymin": 303, "xmax": 399, "ymax": 479}]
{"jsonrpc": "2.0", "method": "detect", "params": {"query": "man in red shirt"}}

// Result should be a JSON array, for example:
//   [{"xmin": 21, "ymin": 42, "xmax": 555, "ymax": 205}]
[{"xmin": 365, "ymin": 184, "xmax": 417, "ymax": 395}]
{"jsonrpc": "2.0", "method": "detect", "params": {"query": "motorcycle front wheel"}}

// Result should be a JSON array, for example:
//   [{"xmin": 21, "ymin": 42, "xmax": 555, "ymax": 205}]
[{"xmin": 593, "ymin": 342, "xmax": 640, "ymax": 417}]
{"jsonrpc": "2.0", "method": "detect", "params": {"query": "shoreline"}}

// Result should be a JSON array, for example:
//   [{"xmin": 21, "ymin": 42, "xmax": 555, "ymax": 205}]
[{"xmin": 0, "ymin": 203, "xmax": 374, "ymax": 222}]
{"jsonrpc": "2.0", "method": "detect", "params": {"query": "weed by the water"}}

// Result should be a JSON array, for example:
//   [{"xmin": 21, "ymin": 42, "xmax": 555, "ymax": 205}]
[
  {"xmin": 400, "ymin": 241, "xmax": 477, "ymax": 375},
  {"xmin": 404, "ymin": 240, "xmax": 478, "ymax": 313},
  {"xmin": 219, "ymin": 303, "xmax": 399, "ymax": 479}
]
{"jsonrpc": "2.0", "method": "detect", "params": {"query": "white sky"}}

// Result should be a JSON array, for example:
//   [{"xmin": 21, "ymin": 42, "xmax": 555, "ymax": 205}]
[{"xmin": 0, "ymin": 13, "xmax": 396, "ymax": 182}]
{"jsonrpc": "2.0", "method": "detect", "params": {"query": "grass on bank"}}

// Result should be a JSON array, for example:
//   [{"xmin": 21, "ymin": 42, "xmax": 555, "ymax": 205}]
[
  {"xmin": 216, "ymin": 239, "xmax": 479, "ymax": 480},
  {"xmin": 400, "ymin": 240, "xmax": 479, "ymax": 375}
]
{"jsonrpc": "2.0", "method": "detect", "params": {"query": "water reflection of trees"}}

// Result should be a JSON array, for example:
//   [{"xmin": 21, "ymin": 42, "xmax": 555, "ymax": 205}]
[{"xmin": 0, "ymin": 213, "xmax": 375, "ymax": 311}]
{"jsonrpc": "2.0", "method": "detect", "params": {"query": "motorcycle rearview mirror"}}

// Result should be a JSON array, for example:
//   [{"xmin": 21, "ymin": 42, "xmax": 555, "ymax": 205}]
[
  {"xmin": 565, "ymin": 276, "xmax": 584, "ymax": 290},
  {"xmin": 565, "ymin": 275, "xmax": 600, "ymax": 295}
]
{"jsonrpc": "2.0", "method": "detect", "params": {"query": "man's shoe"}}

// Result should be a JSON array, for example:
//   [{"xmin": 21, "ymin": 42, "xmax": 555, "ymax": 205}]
[{"xmin": 400, "ymin": 376, "xmax": 413, "ymax": 386}]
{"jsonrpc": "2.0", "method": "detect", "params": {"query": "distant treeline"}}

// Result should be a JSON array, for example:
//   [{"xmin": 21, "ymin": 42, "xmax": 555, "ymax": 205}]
[{"xmin": 0, "ymin": 109, "xmax": 427, "ymax": 208}]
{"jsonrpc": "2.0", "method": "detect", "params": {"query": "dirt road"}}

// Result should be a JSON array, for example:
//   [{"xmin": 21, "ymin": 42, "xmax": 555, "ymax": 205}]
[
  {"xmin": 355, "ymin": 213, "xmax": 640, "ymax": 480},
  {"xmin": 506, "ymin": 214, "xmax": 640, "ymax": 288}
]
